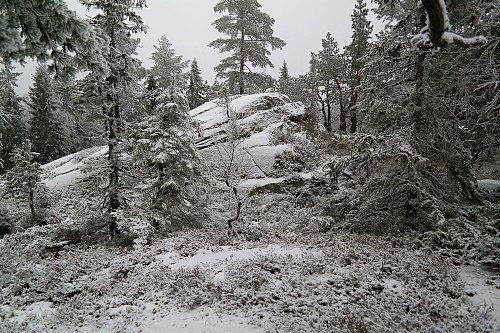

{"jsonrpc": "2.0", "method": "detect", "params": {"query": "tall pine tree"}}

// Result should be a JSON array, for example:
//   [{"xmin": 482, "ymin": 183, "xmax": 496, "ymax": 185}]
[
  {"xmin": 309, "ymin": 33, "xmax": 347, "ymax": 132},
  {"xmin": 149, "ymin": 36, "xmax": 189, "ymax": 91},
  {"xmin": 345, "ymin": 0, "xmax": 372, "ymax": 133},
  {"xmin": 209, "ymin": 0, "xmax": 286, "ymax": 94}
]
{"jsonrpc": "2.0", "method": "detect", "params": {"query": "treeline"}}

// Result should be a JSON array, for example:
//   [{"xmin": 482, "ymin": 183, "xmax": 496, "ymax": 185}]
[{"xmin": 0, "ymin": 0, "xmax": 498, "ymax": 241}]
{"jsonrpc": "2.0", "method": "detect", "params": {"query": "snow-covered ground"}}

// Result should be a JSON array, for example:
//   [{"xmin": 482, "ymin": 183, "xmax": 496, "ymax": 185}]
[
  {"xmin": 2, "ymin": 229, "xmax": 498, "ymax": 332},
  {"xmin": 460, "ymin": 266, "xmax": 500, "ymax": 323}
]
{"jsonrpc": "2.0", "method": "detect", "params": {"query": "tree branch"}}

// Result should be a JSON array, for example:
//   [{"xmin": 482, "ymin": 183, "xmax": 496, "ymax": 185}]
[{"xmin": 412, "ymin": 0, "xmax": 487, "ymax": 49}]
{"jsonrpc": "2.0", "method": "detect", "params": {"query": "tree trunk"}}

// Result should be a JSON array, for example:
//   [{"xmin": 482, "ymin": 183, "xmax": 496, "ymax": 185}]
[
  {"xmin": 414, "ymin": 8, "xmax": 428, "ymax": 131},
  {"xmin": 348, "ymin": 80, "xmax": 359, "ymax": 133},
  {"xmin": 29, "ymin": 188, "xmax": 35, "ymax": 221},
  {"xmin": 326, "ymin": 103, "xmax": 332, "ymax": 132},
  {"xmin": 238, "ymin": 16, "xmax": 245, "ymax": 95},
  {"xmin": 320, "ymin": 102, "xmax": 327, "ymax": 130},
  {"xmin": 339, "ymin": 104, "xmax": 347, "ymax": 132},
  {"xmin": 106, "ymin": 75, "xmax": 120, "ymax": 238},
  {"xmin": 350, "ymin": 112, "xmax": 357, "ymax": 133},
  {"xmin": 226, "ymin": 180, "xmax": 241, "ymax": 237}
]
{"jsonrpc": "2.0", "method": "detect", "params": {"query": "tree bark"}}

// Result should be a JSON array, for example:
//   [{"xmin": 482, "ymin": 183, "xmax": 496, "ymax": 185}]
[
  {"xmin": 238, "ymin": 12, "xmax": 245, "ymax": 95},
  {"xmin": 29, "ymin": 188, "xmax": 35, "ymax": 221},
  {"xmin": 106, "ymin": 74, "xmax": 120, "ymax": 238},
  {"xmin": 339, "ymin": 104, "xmax": 347, "ymax": 132},
  {"xmin": 350, "ymin": 111, "xmax": 357, "ymax": 133},
  {"xmin": 414, "ymin": 8, "xmax": 428, "ymax": 132},
  {"xmin": 421, "ymin": 0, "xmax": 447, "ymax": 45},
  {"xmin": 226, "ymin": 181, "xmax": 241, "ymax": 237}
]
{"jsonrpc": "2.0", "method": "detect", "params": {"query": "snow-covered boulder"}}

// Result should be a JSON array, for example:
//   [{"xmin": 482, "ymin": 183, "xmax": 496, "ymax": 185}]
[
  {"xmin": 477, "ymin": 179, "xmax": 500, "ymax": 194},
  {"xmin": 190, "ymin": 93, "xmax": 307, "ymax": 179},
  {"xmin": 42, "ymin": 146, "xmax": 108, "ymax": 190}
]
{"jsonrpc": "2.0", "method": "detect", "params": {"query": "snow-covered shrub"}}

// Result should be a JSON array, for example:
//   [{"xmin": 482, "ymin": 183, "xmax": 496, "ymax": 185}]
[{"xmin": 273, "ymin": 150, "xmax": 308, "ymax": 174}]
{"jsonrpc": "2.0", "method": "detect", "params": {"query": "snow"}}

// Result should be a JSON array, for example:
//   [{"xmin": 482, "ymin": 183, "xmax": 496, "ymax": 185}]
[
  {"xmin": 460, "ymin": 266, "xmax": 500, "ymax": 323},
  {"xmin": 42, "ymin": 146, "xmax": 108, "ymax": 190},
  {"xmin": 246, "ymin": 144, "xmax": 291, "ymax": 173},
  {"xmin": 157, "ymin": 244, "xmax": 322, "ymax": 272},
  {"xmin": 243, "ymin": 124, "xmax": 281, "ymax": 148},
  {"xmin": 477, "ymin": 179, "xmax": 500, "ymax": 193},
  {"xmin": 143, "ymin": 307, "xmax": 263, "ymax": 333},
  {"xmin": 384, "ymin": 278, "xmax": 405, "ymax": 294},
  {"xmin": 237, "ymin": 177, "xmax": 286, "ymax": 192},
  {"xmin": 8, "ymin": 301, "xmax": 56, "ymax": 326},
  {"xmin": 192, "ymin": 106, "xmax": 227, "ymax": 129}
]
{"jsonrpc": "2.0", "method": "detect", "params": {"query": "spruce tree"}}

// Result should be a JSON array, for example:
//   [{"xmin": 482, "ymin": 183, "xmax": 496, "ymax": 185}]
[
  {"xmin": 278, "ymin": 61, "xmax": 290, "ymax": 94},
  {"xmin": 149, "ymin": 36, "xmax": 189, "ymax": 91},
  {"xmin": 82, "ymin": 0, "xmax": 147, "ymax": 237},
  {"xmin": 0, "ymin": 62, "xmax": 25, "ymax": 172},
  {"xmin": 27, "ymin": 66, "xmax": 64, "ymax": 164},
  {"xmin": 125, "ymin": 80, "xmax": 199, "ymax": 217},
  {"xmin": 209, "ymin": 0, "xmax": 286, "ymax": 94},
  {"xmin": 2, "ymin": 140, "xmax": 45, "ymax": 220},
  {"xmin": 188, "ymin": 58, "xmax": 208, "ymax": 109},
  {"xmin": 341, "ymin": 0, "xmax": 497, "ymax": 232}
]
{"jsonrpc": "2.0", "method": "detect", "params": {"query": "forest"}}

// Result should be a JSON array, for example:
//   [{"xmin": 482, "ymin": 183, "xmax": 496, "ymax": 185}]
[{"xmin": 0, "ymin": 0, "xmax": 499, "ymax": 332}]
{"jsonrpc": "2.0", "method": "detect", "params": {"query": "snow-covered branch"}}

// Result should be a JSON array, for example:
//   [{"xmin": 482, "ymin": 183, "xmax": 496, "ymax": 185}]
[{"xmin": 411, "ymin": 0, "xmax": 487, "ymax": 49}]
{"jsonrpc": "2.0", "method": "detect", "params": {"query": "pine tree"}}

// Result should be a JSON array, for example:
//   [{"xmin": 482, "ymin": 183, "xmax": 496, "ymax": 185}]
[
  {"xmin": 209, "ymin": 0, "xmax": 286, "ymax": 94},
  {"xmin": 188, "ymin": 58, "xmax": 208, "ymax": 109},
  {"xmin": 340, "ymin": 0, "xmax": 497, "ymax": 232},
  {"xmin": 82, "ymin": 0, "xmax": 147, "ymax": 237},
  {"xmin": 309, "ymin": 33, "xmax": 347, "ymax": 132},
  {"xmin": 2, "ymin": 140, "xmax": 45, "ymax": 220},
  {"xmin": 0, "ymin": 0, "xmax": 109, "ymax": 78},
  {"xmin": 0, "ymin": 62, "xmax": 25, "ymax": 172},
  {"xmin": 27, "ymin": 66, "xmax": 64, "ymax": 164},
  {"xmin": 345, "ymin": 0, "xmax": 373, "ymax": 133}
]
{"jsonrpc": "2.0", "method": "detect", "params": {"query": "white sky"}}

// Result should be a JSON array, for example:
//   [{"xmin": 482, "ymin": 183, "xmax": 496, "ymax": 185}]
[{"xmin": 14, "ymin": 0, "xmax": 384, "ymax": 95}]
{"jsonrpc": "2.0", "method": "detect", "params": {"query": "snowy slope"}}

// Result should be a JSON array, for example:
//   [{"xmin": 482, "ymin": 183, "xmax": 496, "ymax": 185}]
[
  {"xmin": 39, "ymin": 93, "xmax": 305, "ymax": 193},
  {"xmin": 190, "ymin": 93, "xmax": 306, "ymax": 185},
  {"xmin": 42, "ymin": 146, "xmax": 108, "ymax": 190}
]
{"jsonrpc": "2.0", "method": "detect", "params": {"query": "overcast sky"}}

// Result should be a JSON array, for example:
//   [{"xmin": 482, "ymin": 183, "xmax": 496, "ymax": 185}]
[{"xmin": 14, "ymin": 0, "xmax": 384, "ymax": 95}]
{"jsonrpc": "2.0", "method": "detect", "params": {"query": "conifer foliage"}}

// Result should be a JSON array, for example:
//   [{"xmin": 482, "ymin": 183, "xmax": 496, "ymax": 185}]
[
  {"xmin": 27, "ymin": 66, "xmax": 64, "ymax": 164},
  {"xmin": 0, "ymin": 62, "xmax": 25, "ymax": 172},
  {"xmin": 82, "ymin": 0, "xmax": 147, "ymax": 237},
  {"xmin": 345, "ymin": 0, "xmax": 373, "ymax": 133},
  {"xmin": 2, "ymin": 140, "xmax": 45, "ymax": 220},
  {"xmin": 0, "ymin": 0, "xmax": 109, "ymax": 77},
  {"xmin": 125, "ymin": 84, "xmax": 199, "ymax": 219},
  {"xmin": 188, "ymin": 58, "xmax": 209, "ymax": 109},
  {"xmin": 210, "ymin": 0, "xmax": 286, "ymax": 94},
  {"xmin": 149, "ymin": 36, "xmax": 189, "ymax": 92},
  {"xmin": 308, "ymin": 33, "xmax": 346, "ymax": 132}
]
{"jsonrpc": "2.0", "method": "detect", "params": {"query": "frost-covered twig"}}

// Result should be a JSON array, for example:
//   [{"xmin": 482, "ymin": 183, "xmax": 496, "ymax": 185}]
[{"xmin": 411, "ymin": 0, "xmax": 487, "ymax": 49}]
